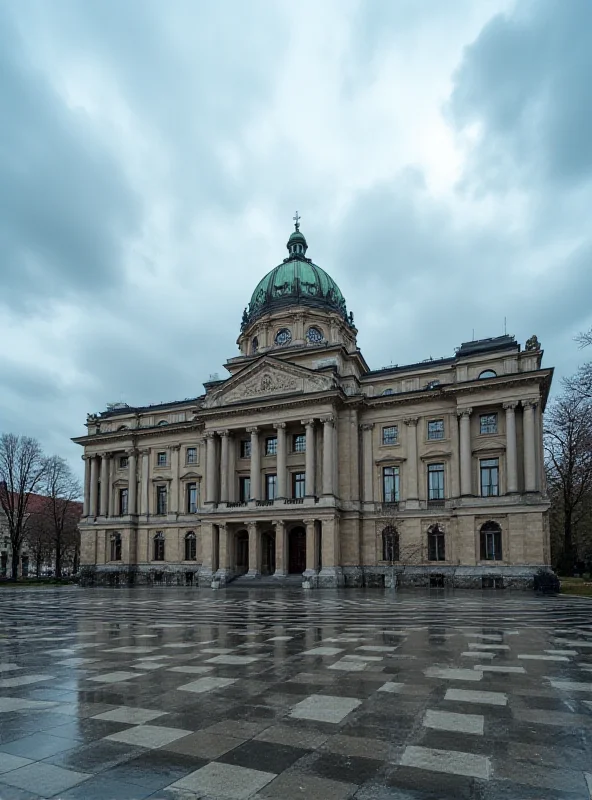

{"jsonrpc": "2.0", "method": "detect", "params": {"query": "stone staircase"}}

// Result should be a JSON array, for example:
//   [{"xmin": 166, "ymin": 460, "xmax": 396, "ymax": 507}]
[{"xmin": 229, "ymin": 573, "xmax": 304, "ymax": 588}]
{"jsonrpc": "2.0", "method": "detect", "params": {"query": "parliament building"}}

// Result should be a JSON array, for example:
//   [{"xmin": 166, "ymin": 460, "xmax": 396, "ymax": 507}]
[{"xmin": 74, "ymin": 221, "xmax": 553, "ymax": 589}]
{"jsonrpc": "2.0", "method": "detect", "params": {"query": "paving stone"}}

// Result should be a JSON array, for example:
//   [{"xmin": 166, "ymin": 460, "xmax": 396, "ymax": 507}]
[
  {"xmin": 105, "ymin": 724, "xmax": 193, "ymax": 748},
  {"xmin": 444, "ymin": 688, "xmax": 508, "ymax": 706},
  {"xmin": 259, "ymin": 770, "xmax": 357, "ymax": 799},
  {"xmin": 0, "ymin": 762, "xmax": 91, "ymax": 796},
  {"xmin": 177, "ymin": 677, "xmax": 237, "ymax": 693},
  {"xmin": 424, "ymin": 667, "xmax": 483, "ymax": 681},
  {"xmin": 289, "ymin": 695, "xmax": 362, "ymax": 724},
  {"xmin": 423, "ymin": 709, "xmax": 484, "ymax": 735},
  {"xmin": 92, "ymin": 706, "xmax": 167, "ymax": 724},
  {"xmin": 401, "ymin": 744, "xmax": 491, "ymax": 779},
  {"xmin": 170, "ymin": 761, "xmax": 276, "ymax": 798}
]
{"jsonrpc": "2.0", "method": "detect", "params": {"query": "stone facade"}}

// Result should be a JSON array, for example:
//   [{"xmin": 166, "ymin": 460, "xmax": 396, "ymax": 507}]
[{"xmin": 74, "ymin": 225, "xmax": 553, "ymax": 589}]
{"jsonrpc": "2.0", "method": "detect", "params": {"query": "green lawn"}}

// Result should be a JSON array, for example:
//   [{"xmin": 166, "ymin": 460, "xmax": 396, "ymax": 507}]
[{"xmin": 560, "ymin": 577, "xmax": 592, "ymax": 597}]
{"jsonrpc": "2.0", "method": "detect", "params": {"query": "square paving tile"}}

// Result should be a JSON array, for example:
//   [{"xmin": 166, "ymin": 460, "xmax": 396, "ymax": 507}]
[
  {"xmin": 217, "ymin": 740, "xmax": 309, "ymax": 773},
  {"xmin": 170, "ymin": 760, "xmax": 277, "ymax": 798},
  {"xmin": 260, "ymin": 770, "xmax": 357, "ymax": 799},
  {"xmin": 177, "ymin": 677, "xmax": 236, "ymax": 694},
  {"xmin": 0, "ymin": 732, "xmax": 80, "ymax": 760},
  {"xmin": 0, "ymin": 753, "xmax": 33, "ymax": 774},
  {"xmin": 105, "ymin": 724, "xmax": 193, "ymax": 748},
  {"xmin": 0, "ymin": 762, "xmax": 91, "ymax": 796},
  {"xmin": 401, "ymin": 744, "xmax": 491, "ymax": 779},
  {"xmin": 289, "ymin": 694, "xmax": 362, "ymax": 723},
  {"xmin": 162, "ymin": 730, "xmax": 244, "ymax": 759},
  {"xmin": 92, "ymin": 707, "xmax": 167, "ymax": 724}
]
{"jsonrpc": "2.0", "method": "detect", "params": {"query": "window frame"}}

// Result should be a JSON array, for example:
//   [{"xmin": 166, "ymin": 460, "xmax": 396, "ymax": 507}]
[
  {"xmin": 265, "ymin": 473, "xmax": 277, "ymax": 501},
  {"xmin": 382, "ymin": 425, "xmax": 398, "ymax": 446},
  {"xmin": 427, "ymin": 463, "xmax": 445, "ymax": 501},
  {"xmin": 381, "ymin": 526, "xmax": 399, "ymax": 562},
  {"xmin": 240, "ymin": 439, "xmax": 252, "ymax": 459},
  {"xmin": 119, "ymin": 487, "xmax": 128, "ymax": 516},
  {"xmin": 292, "ymin": 434, "xmax": 306, "ymax": 453},
  {"xmin": 265, "ymin": 437, "xmax": 278, "ymax": 456},
  {"xmin": 156, "ymin": 484, "xmax": 167, "ymax": 515},
  {"xmin": 428, "ymin": 525, "xmax": 446, "ymax": 561},
  {"xmin": 156, "ymin": 451, "xmax": 167, "ymax": 467},
  {"xmin": 292, "ymin": 471, "xmax": 306, "ymax": 499},
  {"xmin": 186, "ymin": 482, "xmax": 198, "ymax": 514},
  {"xmin": 110, "ymin": 532, "xmax": 122, "ymax": 562},
  {"xmin": 239, "ymin": 476, "xmax": 251, "ymax": 503},
  {"xmin": 480, "ymin": 522, "xmax": 503, "ymax": 561},
  {"xmin": 382, "ymin": 465, "xmax": 400, "ymax": 504},
  {"xmin": 186, "ymin": 447, "xmax": 198, "ymax": 465},
  {"xmin": 184, "ymin": 531, "xmax": 196, "ymax": 561},
  {"xmin": 427, "ymin": 419, "xmax": 445, "ymax": 441},
  {"xmin": 119, "ymin": 456, "xmax": 128, "ymax": 469},
  {"xmin": 480, "ymin": 458, "xmax": 499, "ymax": 497},
  {"xmin": 479, "ymin": 413, "xmax": 498, "ymax": 435},
  {"xmin": 153, "ymin": 532, "xmax": 165, "ymax": 561}
]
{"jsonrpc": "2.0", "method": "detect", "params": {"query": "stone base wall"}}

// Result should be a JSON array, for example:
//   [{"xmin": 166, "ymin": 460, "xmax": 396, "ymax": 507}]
[{"xmin": 79, "ymin": 564, "xmax": 203, "ymax": 587}]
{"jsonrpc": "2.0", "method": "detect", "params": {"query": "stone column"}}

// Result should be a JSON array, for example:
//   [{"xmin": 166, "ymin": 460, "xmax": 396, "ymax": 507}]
[
  {"xmin": 248, "ymin": 427, "xmax": 261, "ymax": 501},
  {"xmin": 504, "ymin": 402, "xmax": 519, "ymax": 493},
  {"xmin": 89, "ymin": 455, "xmax": 99, "ymax": 517},
  {"xmin": 140, "ymin": 449, "xmax": 150, "ymax": 515},
  {"xmin": 219, "ymin": 431, "xmax": 230, "ymax": 503},
  {"xmin": 304, "ymin": 518, "xmax": 317, "ymax": 575},
  {"xmin": 275, "ymin": 423, "xmax": 287, "ymax": 500},
  {"xmin": 350, "ymin": 409, "xmax": 360, "ymax": 503},
  {"xmin": 83, "ymin": 456, "xmax": 91, "ymax": 516},
  {"xmin": 361, "ymin": 423, "xmax": 374, "ymax": 503},
  {"xmin": 199, "ymin": 521, "xmax": 215, "ymax": 582},
  {"xmin": 247, "ymin": 521, "xmax": 261, "ymax": 577},
  {"xmin": 273, "ymin": 520, "xmax": 288, "ymax": 577},
  {"xmin": 215, "ymin": 524, "xmax": 232, "ymax": 584},
  {"xmin": 302, "ymin": 419, "xmax": 316, "ymax": 497},
  {"xmin": 128, "ymin": 450, "xmax": 138, "ymax": 515},
  {"xmin": 108, "ymin": 456, "xmax": 116, "ymax": 517},
  {"xmin": 404, "ymin": 418, "xmax": 419, "ymax": 503},
  {"xmin": 523, "ymin": 399, "xmax": 538, "ymax": 492},
  {"xmin": 322, "ymin": 416, "xmax": 335, "ymax": 495},
  {"xmin": 318, "ymin": 517, "xmax": 343, "ymax": 586},
  {"xmin": 205, "ymin": 432, "xmax": 217, "ymax": 505},
  {"xmin": 458, "ymin": 408, "xmax": 473, "ymax": 496},
  {"xmin": 170, "ymin": 445, "xmax": 180, "ymax": 513},
  {"xmin": 227, "ymin": 433, "xmax": 236, "ymax": 503},
  {"xmin": 99, "ymin": 453, "xmax": 110, "ymax": 517}
]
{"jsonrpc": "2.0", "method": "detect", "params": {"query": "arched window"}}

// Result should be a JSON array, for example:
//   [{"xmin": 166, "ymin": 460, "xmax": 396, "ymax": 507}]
[
  {"xmin": 251, "ymin": 336, "xmax": 259, "ymax": 354},
  {"xmin": 480, "ymin": 521, "xmax": 502, "ymax": 561},
  {"xmin": 428, "ymin": 524, "xmax": 445, "ymax": 561},
  {"xmin": 110, "ymin": 532, "xmax": 122, "ymax": 562},
  {"xmin": 307, "ymin": 326, "xmax": 323, "ymax": 344},
  {"xmin": 153, "ymin": 532, "xmax": 165, "ymax": 561},
  {"xmin": 157, "ymin": 420, "xmax": 169, "ymax": 426},
  {"xmin": 382, "ymin": 388, "xmax": 394, "ymax": 396},
  {"xmin": 478, "ymin": 370, "xmax": 497, "ymax": 379},
  {"xmin": 185, "ymin": 532, "xmax": 196, "ymax": 561},
  {"xmin": 118, "ymin": 425, "xmax": 129, "ymax": 431},
  {"xmin": 382, "ymin": 526, "xmax": 399, "ymax": 562}
]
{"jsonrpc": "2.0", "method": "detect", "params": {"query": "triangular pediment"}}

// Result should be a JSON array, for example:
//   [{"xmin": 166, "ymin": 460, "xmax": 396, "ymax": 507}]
[{"xmin": 202, "ymin": 356, "xmax": 335, "ymax": 408}]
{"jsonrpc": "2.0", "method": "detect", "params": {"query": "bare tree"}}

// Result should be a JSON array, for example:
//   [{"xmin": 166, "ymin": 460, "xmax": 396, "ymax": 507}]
[
  {"xmin": 0, "ymin": 434, "xmax": 47, "ymax": 581},
  {"xmin": 378, "ymin": 504, "xmax": 424, "ymax": 588},
  {"xmin": 23, "ymin": 512, "xmax": 54, "ymax": 577},
  {"xmin": 41, "ymin": 456, "xmax": 82, "ymax": 578},
  {"xmin": 544, "ymin": 389, "xmax": 592, "ymax": 573}
]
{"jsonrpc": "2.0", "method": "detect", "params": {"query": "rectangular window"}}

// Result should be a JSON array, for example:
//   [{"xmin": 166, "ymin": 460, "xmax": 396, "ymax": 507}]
[
  {"xmin": 428, "ymin": 463, "xmax": 445, "ymax": 500},
  {"xmin": 428, "ymin": 528, "xmax": 446, "ymax": 561},
  {"xmin": 293, "ymin": 472, "xmax": 306, "ymax": 499},
  {"xmin": 293, "ymin": 434, "xmax": 306, "ymax": 453},
  {"xmin": 382, "ymin": 426, "xmax": 398, "ymax": 445},
  {"xmin": 186, "ymin": 447, "xmax": 197, "ymax": 465},
  {"xmin": 119, "ymin": 456, "xmax": 128, "ymax": 469},
  {"xmin": 110, "ymin": 533, "xmax": 121, "ymax": 562},
  {"xmin": 480, "ymin": 413, "xmax": 498, "ymax": 435},
  {"xmin": 119, "ymin": 488, "xmax": 128, "ymax": 516},
  {"xmin": 265, "ymin": 474, "xmax": 277, "ymax": 500},
  {"xmin": 427, "ymin": 420, "xmax": 444, "ymax": 440},
  {"xmin": 156, "ymin": 485, "xmax": 167, "ymax": 515},
  {"xmin": 481, "ymin": 530, "xmax": 503, "ymax": 560},
  {"xmin": 239, "ymin": 476, "xmax": 251, "ymax": 503},
  {"xmin": 157, "ymin": 452, "xmax": 167, "ymax": 467},
  {"xmin": 265, "ymin": 437, "xmax": 277, "ymax": 456},
  {"xmin": 382, "ymin": 466, "xmax": 400, "ymax": 504},
  {"xmin": 240, "ymin": 440, "xmax": 251, "ymax": 458},
  {"xmin": 480, "ymin": 458, "xmax": 499, "ymax": 496},
  {"xmin": 187, "ymin": 482, "xmax": 198, "ymax": 513}
]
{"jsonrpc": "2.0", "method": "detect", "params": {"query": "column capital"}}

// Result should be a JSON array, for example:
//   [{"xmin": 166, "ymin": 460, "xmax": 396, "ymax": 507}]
[
  {"xmin": 102, "ymin": 451, "xmax": 113, "ymax": 459},
  {"xmin": 303, "ymin": 517, "xmax": 316, "ymax": 526},
  {"xmin": 125, "ymin": 448, "xmax": 138, "ymax": 457},
  {"xmin": 360, "ymin": 423, "xmax": 375, "ymax": 431},
  {"xmin": 216, "ymin": 429, "xmax": 230, "ymax": 437},
  {"xmin": 170, "ymin": 444, "xmax": 181, "ymax": 452},
  {"xmin": 247, "ymin": 521, "xmax": 258, "ymax": 533},
  {"xmin": 272, "ymin": 519, "xmax": 286, "ymax": 529},
  {"xmin": 321, "ymin": 415, "xmax": 336, "ymax": 426},
  {"xmin": 503, "ymin": 401, "xmax": 519, "ymax": 411},
  {"xmin": 301, "ymin": 418, "xmax": 316, "ymax": 427},
  {"xmin": 139, "ymin": 448, "xmax": 150, "ymax": 456},
  {"xmin": 457, "ymin": 407, "xmax": 473, "ymax": 418},
  {"xmin": 204, "ymin": 431, "xmax": 217, "ymax": 440},
  {"xmin": 404, "ymin": 417, "xmax": 419, "ymax": 427},
  {"xmin": 246, "ymin": 426, "xmax": 259, "ymax": 435},
  {"xmin": 82, "ymin": 454, "xmax": 90, "ymax": 461},
  {"xmin": 522, "ymin": 398, "xmax": 539, "ymax": 409},
  {"xmin": 273, "ymin": 422, "xmax": 287, "ymax": 430}
]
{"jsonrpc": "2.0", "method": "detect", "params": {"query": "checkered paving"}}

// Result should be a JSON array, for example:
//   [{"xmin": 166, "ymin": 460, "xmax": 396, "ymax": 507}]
[{"xmin": 0, "ymin": 587, "xmax": 590, "ymax": 799}]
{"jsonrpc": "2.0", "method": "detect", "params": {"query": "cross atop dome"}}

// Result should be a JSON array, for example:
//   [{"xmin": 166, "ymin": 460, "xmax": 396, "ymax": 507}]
[{"xmin": 293, "ymin": 211, "xmax": 301, "ymax": 231}]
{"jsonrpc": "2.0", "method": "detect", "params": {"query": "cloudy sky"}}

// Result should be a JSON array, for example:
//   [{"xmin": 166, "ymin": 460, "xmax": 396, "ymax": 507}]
[{"xmin": 1, "ymin": 0, "xmax": 591, "ymax": 479}]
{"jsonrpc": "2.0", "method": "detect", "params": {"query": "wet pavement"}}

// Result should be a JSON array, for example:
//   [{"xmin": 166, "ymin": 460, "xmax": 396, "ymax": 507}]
[{"xmin": 0, "ymin": 586, "xmax": 591, "ymax": 799}]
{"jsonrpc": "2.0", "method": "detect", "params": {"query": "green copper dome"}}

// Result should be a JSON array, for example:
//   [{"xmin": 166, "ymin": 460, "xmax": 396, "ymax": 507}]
[{"xmin": 242, "ymin": 221, "xmax": 353, "ymax": 330}]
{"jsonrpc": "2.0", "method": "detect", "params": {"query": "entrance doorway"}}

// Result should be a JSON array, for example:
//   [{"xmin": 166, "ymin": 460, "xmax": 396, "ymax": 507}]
[
  {"xmin": 261, "ymin": 531, "xmax": 276, "ymax": 575},
  {"xmin": 235, "ymin": 530, "xmax": 249, "ymax": 574},
  {"xmin": 288, "ymin": 527, "xmax": 306, "ymax": 574}
]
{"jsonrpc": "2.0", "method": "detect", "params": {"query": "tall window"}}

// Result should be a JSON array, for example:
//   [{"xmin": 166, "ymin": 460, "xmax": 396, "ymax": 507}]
[
  {"xmin": 239, "ymin": 476, "xmax": 251, "ymax": 502},
  {"xmin": 293, "ymin": 472, "xmax": 306, "ymax": 499},
  {"xmin": 186, "ymin": 447, "xmax": 197, "ymax": 465},
  {"xmin": 157, "ymin": 451, "xmax": 167, "ymax": 467},
  {"xmin": 240, "ymin": 440, "xmax": 251, "ymax": 458},
  {"xmin": 428, "ymin": 524, "xmax": 446, "ymax": 561},
  {"xmin": 382, "ymin": 466, "xmax": 400, "ymax": 503},
  {"xmin": 156, "ymin": 485, "xmax": 167, "ymax": 515},
  {"xmin": 119, "ymin": 488, "xmax": 128, "ymax": 516},
  {"xmin": 153, "ymin": 532, "xmax": 165, "ymax": 561},
  {"xmin": 293, "ymin": 434, "xmax": 306, "ymax": 453},
  {"xmin": 480, "ymin": 413, "xmax": 498, "ymax": 434},
  {"xmin": 427, "ymin": 419, "xmax": 444, "ymax": 440},
  {"xmin": 383, "ymin": 426, "xmax": 398, "ymax": 445},
  {"xmin": 428, "ymin": 464, "xmax": 445, "ymax": 501},
  {"xmin": 187, "ymin": 482, "xmax": 198, "ymax": 513},
  {"xmin": 265, "ymin": 474, "xmax": 277, "ymax": 500},
  {"xmin": 382, "ymin": 526, "xmax": 399, "ymax": 561},
  {"xmin": 184, "ymin": 532, "xmax": 196, "ymax": 561},
  {"xmin": 480, "ymin": 521, "xmax": 502, "ymax": 560},
  {"xmin": 119, "ymin": 456, "xmax": 128, "ymax": 469},
  {"xmin": 480, "ymin": 459, "xmax": 499, "ymax": 497},
  {"xmin": 265, "ymin": 437, "xmax": 277, "ymax": 456},
  {"xmin": 110, "ymin": 532, "xmax": 122, "ymax": 561}
]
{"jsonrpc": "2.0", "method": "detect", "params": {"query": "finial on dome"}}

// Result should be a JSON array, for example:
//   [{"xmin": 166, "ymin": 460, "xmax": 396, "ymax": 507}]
[
  {"xmin": 287, "ymin": 212, "xmax": 307, "ymax": 256},
  {"xmin": 293, "ymin": 210, "xmax": 301, "ymax": 231}
]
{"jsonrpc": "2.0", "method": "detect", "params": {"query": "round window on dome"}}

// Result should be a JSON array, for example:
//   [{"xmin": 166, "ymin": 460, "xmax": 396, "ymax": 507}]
[
  {"xmin": 307, "ymin": 326, "xmax": 323, "ymax": 344},
  {"xmin": 275, "ymin": 328, "xmax": 292, "ymax": 346}
]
